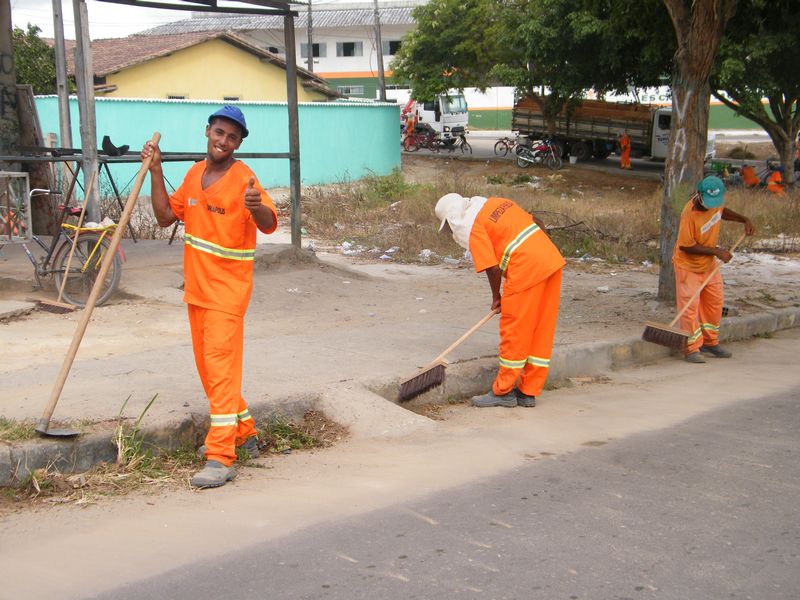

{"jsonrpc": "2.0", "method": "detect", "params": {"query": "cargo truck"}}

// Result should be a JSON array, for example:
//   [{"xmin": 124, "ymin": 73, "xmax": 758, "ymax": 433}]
[{"xmin": 511, "ymin": 97, "xmax": 716, "ymax": 161}]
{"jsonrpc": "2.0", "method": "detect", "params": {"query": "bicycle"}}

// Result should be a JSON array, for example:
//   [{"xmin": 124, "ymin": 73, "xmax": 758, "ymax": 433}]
[
  {"xmin": 516, "ymin": 137, "xmax": 563, "ymax": 170},
  {"xmin": 403, "ymin": 125, "xmax": 445, "ymax": 153},
  {"xmin": 5, "ymin": 189, "xmax": 123, "ymax": 307},
  {"xmin": 494, "ymin": 132, "xmax": 524, "ymax": 157},
  {"xmin": 447, "ymin": 134, "xmax": 473, "ymax": 155}
]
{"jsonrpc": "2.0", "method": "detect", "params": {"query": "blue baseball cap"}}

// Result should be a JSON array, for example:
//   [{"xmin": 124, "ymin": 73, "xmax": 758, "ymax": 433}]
[
  {"xmin": 208, "ymin": 105, "xmax": 249, "ymax": 138},
  {"xmin": 697, "ymin": 176, "xmax": 725, "ymax": 208}
]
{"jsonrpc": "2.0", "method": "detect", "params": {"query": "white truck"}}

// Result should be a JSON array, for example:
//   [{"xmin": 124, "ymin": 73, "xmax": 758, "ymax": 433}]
[
  {"xmin": 512, "ymin": 97, "xmax": 716, "ymax": 161},
  {"xmin": 392, "ymin": 90, "xmax": 470, "ymax": 142}
]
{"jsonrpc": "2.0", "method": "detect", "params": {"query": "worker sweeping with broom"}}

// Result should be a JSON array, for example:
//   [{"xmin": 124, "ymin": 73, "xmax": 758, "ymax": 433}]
[
  {"xmin": 672, "ymin": 176, "xmax": 754, "ymax": 363},
  {"xmin": 142, "ymin": 106, "xmax": 278, "ymax": 488},
  {"xmin": 435, "ymin": 193, "xmax": 565, "ymax": 408}
]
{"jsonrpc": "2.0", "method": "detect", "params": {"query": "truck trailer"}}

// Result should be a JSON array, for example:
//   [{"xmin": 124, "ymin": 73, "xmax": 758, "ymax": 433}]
[{"xmin": 512, "ymin": 97, "xmax": 715, "ymax": 161}]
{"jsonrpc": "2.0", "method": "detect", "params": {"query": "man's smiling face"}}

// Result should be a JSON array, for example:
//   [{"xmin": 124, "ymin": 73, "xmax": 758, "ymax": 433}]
[{"xmin": 205, "ymin": 118, "xmax": 243, "ymax": 164}]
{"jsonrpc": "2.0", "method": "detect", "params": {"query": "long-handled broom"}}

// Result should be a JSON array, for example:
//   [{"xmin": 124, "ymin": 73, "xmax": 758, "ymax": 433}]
[
  {"xmin": 642, "ymin": 231, "xmax": 746, "ymax": 351},
  {"xmin": 398, "ymin": 309, "xmax": 498, "ymax": 402}
]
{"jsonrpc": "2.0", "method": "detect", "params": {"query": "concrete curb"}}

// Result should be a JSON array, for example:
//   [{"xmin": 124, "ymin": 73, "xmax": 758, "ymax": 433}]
[{"xmin": 2, "ymin": 307, "xmax": 798, "ymax": 486}]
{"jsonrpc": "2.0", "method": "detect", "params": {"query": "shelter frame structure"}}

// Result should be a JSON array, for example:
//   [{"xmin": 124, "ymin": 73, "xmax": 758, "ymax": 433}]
[{"xmin": 60, "ymin": 0, "xmax": 306, "ymax": 246}]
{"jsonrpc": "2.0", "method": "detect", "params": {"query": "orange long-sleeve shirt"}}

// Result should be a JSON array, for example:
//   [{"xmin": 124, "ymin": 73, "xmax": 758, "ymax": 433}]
[
  {"xmin": 672, "ymin": 200, "xmax": 722, "ymax": 273},
  {"xmin": 469, "ymin": 197, "xmax": 565, "ymax": 293}
]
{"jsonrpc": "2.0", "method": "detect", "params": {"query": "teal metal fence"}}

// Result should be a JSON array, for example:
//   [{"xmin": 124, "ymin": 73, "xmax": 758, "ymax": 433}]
[{"xmin": 34, "ymin": 97, "xmax": 401, "ymax": 195}]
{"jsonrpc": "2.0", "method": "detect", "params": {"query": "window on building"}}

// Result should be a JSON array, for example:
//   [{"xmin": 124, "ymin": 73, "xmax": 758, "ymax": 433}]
[
  {"xmin": 223, "ymin": 96, "xmax": 240, "ymax": 102},
  {"xmin": 337, "ymin": 85, "xmax": 365, "ymax": 96},
  {"xmin": 300, "ymin": 43, "xmax": 327, "ymax": 58},
  {"xmin": 382, "ymin": 40, "xmax": 402, "ymax": 55},
  {"xmin": 336, "ymin": 42, "xmax": 363, "ymax": 57},
  {"xmin": 167, "ymin": 94, "xmax": 186, "ymax": 100}
]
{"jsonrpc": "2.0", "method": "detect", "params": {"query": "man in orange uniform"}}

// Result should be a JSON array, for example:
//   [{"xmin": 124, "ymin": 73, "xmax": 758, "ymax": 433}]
[
  {"xmin": 142, "ymin": 106, "xmax": 277, "ymax": 488},
  {"xmin": 619, "ymin": 131, "xmax": 632, "ymax": 170},
  {"xmin": 673, "ymin": 176, "xmax": 754, "ymax": 364},
  {"xmin": 766, "ymin": 166, "xmax": 785, "ymax": 196},
  {"xmin": 740, "ymin": 164, "xmax": 759, "ymax": 188},
  {"xmin": 435, "ymin": 193, "xmax": 565, "ymax": 408}
]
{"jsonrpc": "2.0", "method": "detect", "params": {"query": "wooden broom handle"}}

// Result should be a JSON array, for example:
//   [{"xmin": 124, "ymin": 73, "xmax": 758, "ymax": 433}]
[
  {"xmin": 669, "ymin": 231, "xmax": 747, "ymax": 327},
  {"xmin": 38, "ymin": 133, "xmax": 161, "ymax": 430},
  {"xmin": 433, "ymin": 309, "xmax": 499, "ymax": 363},
  {"xmin": 57, "ymin": 168, "xmax": 98, "ymax": 303}
]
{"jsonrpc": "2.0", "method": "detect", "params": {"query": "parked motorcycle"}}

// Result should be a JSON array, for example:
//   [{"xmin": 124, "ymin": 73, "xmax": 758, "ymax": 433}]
[{"xmin": 516, "ymin": 137, "xmax": 563, "ymax": 170}]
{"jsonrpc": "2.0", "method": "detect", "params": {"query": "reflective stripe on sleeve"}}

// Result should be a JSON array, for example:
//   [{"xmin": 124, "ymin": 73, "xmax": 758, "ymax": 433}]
[
  {"xmin": 700, "ymin": 322, "xmax": 719, "ymax": 332},
  {"xmin": 499, "ymin": 223, "xmax": 540, "ymax": 273},
  {"xmin": 185, "ymin": 234, "xmax": 256, "ymax": 261}
]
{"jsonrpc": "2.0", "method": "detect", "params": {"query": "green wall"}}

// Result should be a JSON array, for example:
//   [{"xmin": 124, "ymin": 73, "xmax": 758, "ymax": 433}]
[{"xmin": 34, "ymin": 97, "xmax": 401, "ymax": 193}]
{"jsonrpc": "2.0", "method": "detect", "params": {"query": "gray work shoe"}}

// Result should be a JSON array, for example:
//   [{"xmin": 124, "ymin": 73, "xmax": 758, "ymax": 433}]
[
  {"xmin": 237, "ymin": 435, "xmax": 260, "ymax": 459},
  {"xmin": 197, "ymin": 435, "xmax": 260, "ymax": 461},
  {"xmin": 514, "ymin": 388, "xmax": 537, "ymax": 408},
  {"xmin": 700, "ymin": 344, "xmax": 732, "ymax": 358},
  {"xmin": 684, "ymin": 351, "xmax": 706, "ymax": 364},
  {"xmin": 190, "ymin": 461, "xmax": 236, "ymax": 489},
  {"xmin": 471, "ymin": 390, "xmax": 517, "ymax": 408}
]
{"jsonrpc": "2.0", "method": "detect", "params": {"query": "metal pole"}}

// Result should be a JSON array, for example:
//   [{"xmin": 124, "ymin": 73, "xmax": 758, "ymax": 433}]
[
  {"xmin": 373, "ymin": 0, "xmax": 386, "ymax": 102},
  {"xmin": 72, "ymin": 0, "xmax": 99, "ymax": 222},
  {"xmin": 52, "ymin": 0, "xmax": 72, "ymax": 149},
  {"xmin": 306, "ymin": 1, "xmax": 313, "ymax": 72},
  {"xmin": 284, "ymin": 14, "xmax": 302, "ymax": 248}
]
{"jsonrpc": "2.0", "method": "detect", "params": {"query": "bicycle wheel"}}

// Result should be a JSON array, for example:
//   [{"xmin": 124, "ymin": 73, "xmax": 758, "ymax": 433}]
[
  {"xmin": 460, "ymin": 140, "xmax": 473, "ymax": 155},
  {"xmin": 494, "ymin": 140, "xmax": 509, "ymax": 157},
  {"xmin": 53, "ymin": 232, "xmax": 121, "ymax": 307},
  {"xmin": 429, "ymin": 139, "xmax": 445, "ymax": 153},
  {"xmin": 403, "ymin": 136, "xmax": 419, "ymax": 152}
]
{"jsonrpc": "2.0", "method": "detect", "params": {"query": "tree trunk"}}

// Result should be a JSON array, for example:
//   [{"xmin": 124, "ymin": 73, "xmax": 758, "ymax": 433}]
[
  {"xmin": 658, "ymin": 0, "xmax": 737, "ymax": 301},
  {"xmin": 0, "ymin": 0, "xmax": 20, "ymax": 172}
]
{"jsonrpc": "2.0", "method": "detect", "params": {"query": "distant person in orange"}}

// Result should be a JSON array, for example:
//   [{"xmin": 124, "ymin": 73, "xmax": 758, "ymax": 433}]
[
  {"xmin": 672, "ymin": 176, "xmax": 754, "ymax": 364},
  {"xmin": 766, "ymin": 165, "xmax": 786, "ymax": 196},
  {"xmin": 435, "ymin": 193, "xmax": 565, "ymax": 408},
  {"xmin": 740, "ymin": 164, "xmax": 759, "ymax": 188},
  {"xmin": 619, "ymin": 131, "xmax": 632, "ymax": 170},
  {"xmin": 142, "ymin": 106, "xmax": 277, "ymax": 489},
  {"xmin": 405, "ymin": 112, "xmax": 416, "ymax": 138}
]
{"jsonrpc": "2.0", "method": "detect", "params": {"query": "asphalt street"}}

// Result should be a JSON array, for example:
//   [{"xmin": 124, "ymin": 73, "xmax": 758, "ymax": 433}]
[{"xmin": 92, "ymin": 385, "xmax": 800, "ymax": 600}]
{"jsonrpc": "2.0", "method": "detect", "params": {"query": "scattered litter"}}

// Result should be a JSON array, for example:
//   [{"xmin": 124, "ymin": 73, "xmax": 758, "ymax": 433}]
[
  {"xmin": 443, "ymin": 257, "xmax": 461, "ymax": 266},
  {"xmin": 389, "ymin": 201, "xmax": 401, "ymax": 208},
  {"xmin": 596, "ymin": 285, "xmax": 610, "ymax": 293},
  {"xmin": 342, "ymin": 280, "xmax": 351, "ymax": 284},
  {"xmin": 334, "ymin": 222, "xmax": 345, "ymax": 230},
  {"xmin": 386, "ymin": 246, "xmax": 400, "ymax": 254},
  {"xmin": 368, "ymin": 312, "xmax": 375, "ymax": 317},
  {"xmin": 379, "ymin": 254, "xmax": 392, "ymax": 260},
  {"xmin": 286, "ymin": 288, "xmax": 300, "ymax": 293},
  {"xmin": 641, "ymin": 260, "xmax": 653, "ymax": 268},
  {"xmin": 415, "ymin": 297, "xmax": 424, "ymax": 301},
  {"xmin": 419, "ymin": 249, "xmax": 434, "ymax": 261},
  {"xmin": 419, "ymin": 309, "xmax": 427, "ymax": 314},
  {"xmin": 305, "ymin": 241, "xmax": 316, "ymax": 251},
  {"xmin": 300, "ymin": 227, "xmax": 308, "ymax": 235}
]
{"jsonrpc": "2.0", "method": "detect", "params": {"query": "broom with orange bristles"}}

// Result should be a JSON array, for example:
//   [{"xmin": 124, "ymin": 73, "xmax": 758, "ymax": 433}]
[
  {"xmin": 398, "ymin": 309, "xmax": 499, "ymax": 402},
  {"xmin": 642, "ymin": 231, "xmax": 746, "ymax": 350}
]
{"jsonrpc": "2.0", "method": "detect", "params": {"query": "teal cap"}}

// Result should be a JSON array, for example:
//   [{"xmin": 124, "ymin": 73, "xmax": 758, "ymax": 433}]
[{"xmin": 697, "ymin": 176, "xmax": 725, "ymax": 208}]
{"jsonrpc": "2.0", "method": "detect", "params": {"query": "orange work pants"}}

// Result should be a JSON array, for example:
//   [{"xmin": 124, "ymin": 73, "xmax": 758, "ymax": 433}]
[
  {"xmin": 493, "ymin": 268, "xmax": 562, "ymax": 397},
  {"xmin": 674, "ymin": 264, "xmax": 724, "ymax": 354},
  {"xmin": 620, "ymin": 148, "xmax": 631, "ymax": 169},
  {"xmin": 188, "ymin": 305, "xmax": 256, "ymax": 467}
]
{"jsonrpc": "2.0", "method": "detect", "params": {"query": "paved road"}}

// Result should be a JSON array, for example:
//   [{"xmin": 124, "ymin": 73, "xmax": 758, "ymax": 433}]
[{"xmin": 91, "ymin": 358, "xmax": 800, "ymax": 599}]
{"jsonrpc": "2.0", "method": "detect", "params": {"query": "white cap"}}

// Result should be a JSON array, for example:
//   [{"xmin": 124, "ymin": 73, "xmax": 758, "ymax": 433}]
[
  {"xmin": 434, "ymin": 193, "xmax": 488, "ymax": 250},
  {"xmin": 435, "ymin": 193, "xmax": 465, "ymax": 232}
]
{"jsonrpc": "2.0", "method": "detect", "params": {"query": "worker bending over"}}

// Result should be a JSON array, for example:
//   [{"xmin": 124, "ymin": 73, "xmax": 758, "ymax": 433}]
[
  {"xmin": 673, "ymin": 176, "xmax": 754, "ymax": 364},
  {"xmin": 435, "ymin": 194, "xmax": 565, "ymax": 408},
  {"xmin": 142, "ymin": 106, "xmax": 277, "ymax": 489}
]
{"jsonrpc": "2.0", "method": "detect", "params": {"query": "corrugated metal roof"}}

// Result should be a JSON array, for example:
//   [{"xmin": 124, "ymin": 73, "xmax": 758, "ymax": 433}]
[{"xmin": 140, "ymin": 6, "xmax": 416, "ymax": 35}]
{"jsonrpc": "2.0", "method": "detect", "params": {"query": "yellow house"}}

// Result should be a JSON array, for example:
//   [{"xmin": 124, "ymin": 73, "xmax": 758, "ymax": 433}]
[{"xmin": 66, "ymin": 32, "xmax": 339, "ymax": 102}]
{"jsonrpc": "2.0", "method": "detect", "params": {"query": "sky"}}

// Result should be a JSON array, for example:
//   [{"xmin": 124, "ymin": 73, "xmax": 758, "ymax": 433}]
[{"xmin": 10, "ymin": 0, "xmax": 408, "ymax": 40}]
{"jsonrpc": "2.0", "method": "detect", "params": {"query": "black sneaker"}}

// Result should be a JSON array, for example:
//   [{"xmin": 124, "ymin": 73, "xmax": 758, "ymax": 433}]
[
  {"xmin": 700, "ymin": 345, "xmax": 732, "ymax": 358},
  {"xmin": 471, "ymin": 390, "xmax": 517, "ymax": 408},
  {"xmin": 514, "ymin": 388, "xmax": 536, "ymax": 407}
]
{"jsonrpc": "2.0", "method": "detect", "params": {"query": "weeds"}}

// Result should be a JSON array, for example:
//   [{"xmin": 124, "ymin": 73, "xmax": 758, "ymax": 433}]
[
  {"xmin": 0, "ymin": 418, "xmax": 36, "ymax": 442},
  {"xmin": 260, "ymin": 410, "xmax": 345, "ymax": 453}
]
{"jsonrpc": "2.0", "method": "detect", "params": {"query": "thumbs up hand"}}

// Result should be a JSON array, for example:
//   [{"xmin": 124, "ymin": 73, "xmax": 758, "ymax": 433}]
[{"xmin": 244, "ymin": 176, "xmax": 261, "ymax": 212}]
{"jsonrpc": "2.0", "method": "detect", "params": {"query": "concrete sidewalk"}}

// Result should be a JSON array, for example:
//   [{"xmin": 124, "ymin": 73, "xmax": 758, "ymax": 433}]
[{"xmin": 1, "ymin": 235, "xmax": 798, "ymax": 486}]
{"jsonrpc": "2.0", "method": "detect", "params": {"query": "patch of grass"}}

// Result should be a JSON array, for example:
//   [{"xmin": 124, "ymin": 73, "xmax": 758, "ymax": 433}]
[
  {"xmin": 0, "ymin": 418, "xmax": 36, "ymax": 442},
  {"xmin": 260, "ymin": 410, "xmax": 346, "ymax": 453}
]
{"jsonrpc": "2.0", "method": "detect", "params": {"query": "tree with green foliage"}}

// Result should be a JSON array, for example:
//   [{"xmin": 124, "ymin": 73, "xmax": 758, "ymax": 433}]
[
  {"xmin": 0, "ymin": 0, "xmax": 20, "ymax": 171},
  {"xmin": 12, "ymin": 23, "xmax": 57, "ymax": 95},
  {"xmin": 711, "ymin": 0, "xmax": 800, "ymax": 184}
]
